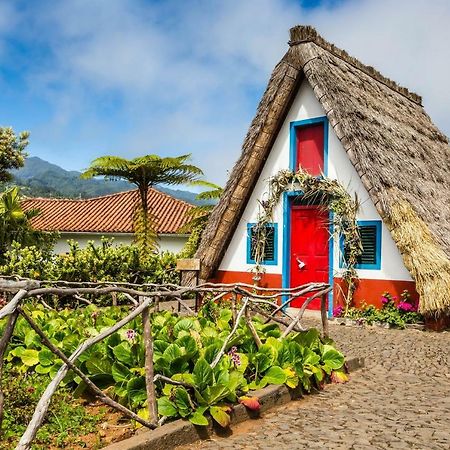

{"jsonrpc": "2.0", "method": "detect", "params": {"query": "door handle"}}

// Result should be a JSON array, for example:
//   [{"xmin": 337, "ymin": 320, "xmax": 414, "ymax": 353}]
[{"xmin": 296, "ymin": 257, "xmax": 306, "ymax": 270}]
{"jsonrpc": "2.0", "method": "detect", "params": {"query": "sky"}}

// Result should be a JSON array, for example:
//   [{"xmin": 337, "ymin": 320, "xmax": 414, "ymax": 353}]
[{"xmin": 0, "ymin": 0, "xmax": 449, "ymax": 185}]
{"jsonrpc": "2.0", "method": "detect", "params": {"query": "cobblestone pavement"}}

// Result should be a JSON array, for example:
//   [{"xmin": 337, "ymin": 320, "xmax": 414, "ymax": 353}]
[{"xmin": 181, "ymin": 320, "xmax": 450, "ymax": 449}]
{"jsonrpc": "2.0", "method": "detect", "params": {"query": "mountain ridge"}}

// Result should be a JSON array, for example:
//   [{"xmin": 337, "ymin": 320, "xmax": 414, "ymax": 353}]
[{"xmin": 11, "ymin": 156, "xmax": 205, "ymax": 205}]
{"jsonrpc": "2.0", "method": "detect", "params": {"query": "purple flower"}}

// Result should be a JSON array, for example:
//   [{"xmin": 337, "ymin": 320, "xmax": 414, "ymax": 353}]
[
  {"xmin": 381, "ymin": 296, "xmax": 390, "ymax": 305},
  {"xmin": 125, "ymin": 329, "xmax": 137, "ymax": 341},
  {"xmin": 333, "ymin": 305, "xmax": 344, "ymax": 317},
  {"xmin": 228, "ymin": 346, "xmax": 241, "ymax": 366}
]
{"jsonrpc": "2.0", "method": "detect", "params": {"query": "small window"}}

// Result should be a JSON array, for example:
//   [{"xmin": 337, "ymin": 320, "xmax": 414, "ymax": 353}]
[
  {"xmin": 247, "ymin": 223, "xmax": 278, "ymax": 265},
  {"xmin": 340, "ymin": 221, "xmax": 381, "ymax": 270}
]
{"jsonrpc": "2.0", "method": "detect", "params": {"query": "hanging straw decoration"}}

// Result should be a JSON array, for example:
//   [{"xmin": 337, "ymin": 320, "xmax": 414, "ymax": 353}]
[{"xmin": 251, "ymin": 168, "xmax": 362, "ymax": 314}]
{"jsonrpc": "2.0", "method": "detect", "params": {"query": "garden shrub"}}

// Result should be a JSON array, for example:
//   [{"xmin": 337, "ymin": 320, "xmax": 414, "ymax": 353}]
[{"xmin": 0, "ymin": 238, "xmax": 179, "ymax": 285}]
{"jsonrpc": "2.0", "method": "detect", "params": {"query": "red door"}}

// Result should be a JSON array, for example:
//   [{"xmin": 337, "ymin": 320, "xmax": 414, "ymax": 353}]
[{"xmin": 290, "ymin": 205, "xmax": 329, "ymax": 309}]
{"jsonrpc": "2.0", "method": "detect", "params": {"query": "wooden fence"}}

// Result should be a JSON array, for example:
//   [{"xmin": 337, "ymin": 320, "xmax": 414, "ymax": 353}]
[{"xmin": 0, "ymin": 277, "xmax": 331, "ymax": 450}]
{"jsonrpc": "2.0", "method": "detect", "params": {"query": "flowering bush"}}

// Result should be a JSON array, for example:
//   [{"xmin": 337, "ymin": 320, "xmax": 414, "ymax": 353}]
[{"xmin": 337, "ymin": 290, "xmax": 423, "ymax": 328}]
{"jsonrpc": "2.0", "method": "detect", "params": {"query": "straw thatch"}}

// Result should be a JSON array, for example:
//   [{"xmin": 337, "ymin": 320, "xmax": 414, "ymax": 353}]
[{"xmin": 196, "ymin": 25, "xmax": 450, "ymax": 316}]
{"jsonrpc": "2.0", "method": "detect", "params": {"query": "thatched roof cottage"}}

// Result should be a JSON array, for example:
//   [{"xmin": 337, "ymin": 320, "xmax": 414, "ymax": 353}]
[{"xmin": 195, "ymin": 25, "xmax": 450, "ymax": 318}]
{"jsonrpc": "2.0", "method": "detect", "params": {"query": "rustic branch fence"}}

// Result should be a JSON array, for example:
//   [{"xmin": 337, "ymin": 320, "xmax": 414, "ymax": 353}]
[{"xmin": 0, "ymin": 277, "xmax": 330, "ymax": 450}]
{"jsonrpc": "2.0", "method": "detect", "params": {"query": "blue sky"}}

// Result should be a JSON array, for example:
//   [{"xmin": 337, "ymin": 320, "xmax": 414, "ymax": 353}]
[{"xmin": 0, "ymin": 0, "xmax": 449, "ymax": 185}]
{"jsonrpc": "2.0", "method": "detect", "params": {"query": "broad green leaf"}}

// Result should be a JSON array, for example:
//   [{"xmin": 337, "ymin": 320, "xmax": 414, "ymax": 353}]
[
  {"xmin": 174, "ymin": 387, "xmax": 192, "ymax": 417},
  {"xmin": 21, "ymin": 349, "xmax": 39, "ymax": 366},
  {"xmin": 113, "ymin": 342, "xmax": 134, "ymax": 366},
  {"xmin": 265, "ymin": 337, "xmax": 283, "ymax": 352},
  {"xmin": 127, "ymin": 377, "xmax": 147, "ymax": 408},
  {"xmin": 283, "ymin": 367, "xmax": 299, "ymax": 388},
  {"xmin": 321, "ymin": 345, "xmax": 345, "ymax": 370},
  {"xmin": 174, "ymin": 318, "xmax": 196, "ymax": 335},
  {"xmin": 202, "ymin": 384, "xmax": 230, "ymax": 405},
  {"xmin": 86, "ymin": 358, "xmax": 112, "ymax": 376},
  {"xmin": 189, "ymin": 410, "xmax": 209, "ymax": 426},
  {"xmin": 172, "ymin": 372, "xmax": 195, "ymax": 385},
  {"xmin": 203, "ymin": 343, "xmax": 221, "ymax": 363},
  {"xmin": 153, "ymin": 339, "xmax": 170, "ymax": 354},
  {"xmin": 235, "ymin": 353, "xmax": 248, "ymax": 373},
  {"xmin": 261, "ymin": 366, "xmax": 287, "ymax": 385},
  {"xmin": 253, "ymin": 353, "xmax": 271, "ymax": 374},
  {"xmin": 209, "ymin": 406, "xmax": 231, "ymax": 428},
  {"xmin": 302, "ymin": 347, "xmax": 320, "ymax": 366},
  {"xmin": 288, "ymin": 341, "xmax": 303, "ymax": 363},
  {"xmin": 294, "ymin": 329, "xmax": 320, "ymax": 349},
  {"xmin": 136, "ymin": 407, "xmax": 149, "ymax": 428},
  {"xmin": 175, "ymin": 335, "xmax": 198, "ymax": 357},
  {"xmin": 112, "ymin": 362, "xmax": 132, "ymax": 383},
  {"xmin": 35, "ymin": 364, "xmax": 51, "ymax": 374},
  {"xmin": 193, "ymin": 358, "xmax": 213, "ymax": 391},
  {"xmin": 163, "ymin": 343, "xmax": 182, "ymax": 361},
  {"xmin": 10, "ymin": 346, "xmax": 25, "ymax": 358},
  {"xmin": 24, "ymin": 330, "xmax": 40, "ymax": 348},
  {"xmin": 38, "ymin": 348, "xmax": 54, "ymax": 367},
  {"xmin": 157, "ymin": 396, "xmax": 178, "ymax": 417}
]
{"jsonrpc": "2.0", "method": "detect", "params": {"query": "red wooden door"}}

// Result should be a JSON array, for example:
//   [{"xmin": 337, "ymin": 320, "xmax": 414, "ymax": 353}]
[
  {"xmin": 296, "ymin": 123, "xmax": 324, "ymax": 175},
  {"xmin": 290, "ymin": 205, "xmax": 329, "ymax": 309}
]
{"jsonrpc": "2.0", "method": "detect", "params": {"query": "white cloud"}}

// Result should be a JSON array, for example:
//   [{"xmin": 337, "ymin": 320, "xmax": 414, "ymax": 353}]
[{"xmin": 10, "ymin": 0, "xmax": 450, "ymax": 185}]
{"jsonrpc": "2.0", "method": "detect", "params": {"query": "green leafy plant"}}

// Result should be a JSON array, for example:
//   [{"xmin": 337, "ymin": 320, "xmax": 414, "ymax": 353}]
[
  {"xmin": 2, "ymin": 302, "xmax": 347, "ymax": 430},
  {"xmin": 0, "ymin": 238, "xmax": 180, "ymax": 289}
]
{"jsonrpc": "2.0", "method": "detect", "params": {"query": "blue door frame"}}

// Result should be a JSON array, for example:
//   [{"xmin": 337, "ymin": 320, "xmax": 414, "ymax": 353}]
[{"xmin": 283, "ymin": 116, "xmax": 334, "ymax": 317}]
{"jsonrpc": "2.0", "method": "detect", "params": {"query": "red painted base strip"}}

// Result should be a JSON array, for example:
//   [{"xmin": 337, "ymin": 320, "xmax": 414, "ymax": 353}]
[
  {"xmin": 210, "ymin": 271, "xmax": 419, "ymax": 311},
  {"xmin": 333, "ymin": 278, "xmax": 419, "ymax": 309}
]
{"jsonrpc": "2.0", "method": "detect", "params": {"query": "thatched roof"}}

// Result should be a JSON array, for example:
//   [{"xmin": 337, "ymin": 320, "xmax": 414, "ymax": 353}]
[{"xmin": 196, "ymin": 25, "xmax": 450, "ymax": 316}]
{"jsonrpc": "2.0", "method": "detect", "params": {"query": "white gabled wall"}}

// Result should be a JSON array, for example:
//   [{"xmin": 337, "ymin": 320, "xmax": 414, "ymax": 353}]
[
  {"xmin": 219, "ymin": 81, "xmax": 412, "ymax": 282},
  {"xmin": 53, "ymin": 233, "xmax": 188, "ymax": 255}
]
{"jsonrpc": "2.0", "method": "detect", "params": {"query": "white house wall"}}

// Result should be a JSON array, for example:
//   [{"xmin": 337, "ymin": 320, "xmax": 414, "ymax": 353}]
[
  {"xmin": 53, "ymin": 233, "xmax": 188, "ymax": 255},
  {"xmin": 218, "ymin": 80, "xmax": 412, "ymax": 282}
]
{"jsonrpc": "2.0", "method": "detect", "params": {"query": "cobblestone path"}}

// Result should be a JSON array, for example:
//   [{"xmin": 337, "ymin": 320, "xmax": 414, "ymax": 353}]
[{"xmin": 181, "ymin": 321, "xmax": 450, "ymax": 449}]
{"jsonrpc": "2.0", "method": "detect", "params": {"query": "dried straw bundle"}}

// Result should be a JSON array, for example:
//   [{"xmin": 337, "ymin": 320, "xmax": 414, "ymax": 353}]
[{"xmin": 386, "ymin": 198, "xmax": 450, "ymax": 316}]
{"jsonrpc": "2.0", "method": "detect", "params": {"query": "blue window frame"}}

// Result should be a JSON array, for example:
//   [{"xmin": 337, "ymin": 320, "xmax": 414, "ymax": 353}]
[
  {"xmin": 289, "ymin": 116, "xmax": 329, "ymax": 175},
  {"xmin": 340, "ymin": 220, "xmax": 382, "ymax": 270},
  {"xmin": 247, "ymin": 223, "xmax": 278, "ymax": 265}
]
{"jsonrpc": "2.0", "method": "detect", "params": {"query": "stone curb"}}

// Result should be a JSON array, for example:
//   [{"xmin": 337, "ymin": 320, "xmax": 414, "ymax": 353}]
[{"xmin": 103, "ymin": 357, "xmax": 364, "ymax": 450}]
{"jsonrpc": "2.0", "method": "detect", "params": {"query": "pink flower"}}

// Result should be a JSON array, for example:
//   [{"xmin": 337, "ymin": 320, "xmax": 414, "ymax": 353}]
[
  {"xmin": 125, "ymin": 329, "xmax": 137, "ymax": 341},
  {"xmin": 397, "ymin": 302, "xmax": 413, "ymax": 312},
  {"xmin": 333, "ymin": 305, "xmax": 344, "ymax": 317},
  {"xmin": 228, "ymin": 346, "xmax": 241, "ymax": 366}
]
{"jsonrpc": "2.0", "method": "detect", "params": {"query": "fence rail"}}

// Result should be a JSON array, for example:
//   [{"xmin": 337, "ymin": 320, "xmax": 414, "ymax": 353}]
[{"xmin": 0, "ymin": 277, "xmax": 330, "ymax": 450}]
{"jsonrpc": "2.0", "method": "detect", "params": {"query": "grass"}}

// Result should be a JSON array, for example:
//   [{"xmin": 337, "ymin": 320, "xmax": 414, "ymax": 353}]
[{"xmin": 1, "ymin": 368, "xmax": 106, "ymax": 449}]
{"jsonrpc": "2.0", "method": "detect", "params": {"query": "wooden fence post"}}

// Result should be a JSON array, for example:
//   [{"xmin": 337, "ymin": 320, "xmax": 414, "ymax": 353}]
[
  {"xmin": 176, "ymin": 259, "xmax": 200, "ymax": 312},
  {"xmin": 142, "ymin": 302, "xmax": 158, "ymax": 424},
  {"xmin": 0, "ymin": 310, "xmax": 19, "ymax": 429},
  {"xmin": 321, "ymin": 293, "xmax": 329, "ymax": 339}
]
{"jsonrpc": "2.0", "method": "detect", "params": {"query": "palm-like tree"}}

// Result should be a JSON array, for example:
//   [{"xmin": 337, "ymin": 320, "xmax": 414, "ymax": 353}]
[
  {"xmin": 81, "ymin": 154, "xmax": 203, "ymax": 256},
  {"xmin": 0, "ymin": 186, "xmax": 43, "ymax": 254}
]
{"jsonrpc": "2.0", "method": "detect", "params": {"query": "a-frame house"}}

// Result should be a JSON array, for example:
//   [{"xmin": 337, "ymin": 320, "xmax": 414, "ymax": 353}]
[{"xmin": 196, "ymin": 26, "xmax": 450, "ymax": 318}]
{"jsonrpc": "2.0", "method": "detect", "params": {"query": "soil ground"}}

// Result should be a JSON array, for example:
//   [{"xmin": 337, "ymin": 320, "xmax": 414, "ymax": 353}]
[{"xmin": 180, "ymin": 318, "xmax": 450, "ymax": 450}]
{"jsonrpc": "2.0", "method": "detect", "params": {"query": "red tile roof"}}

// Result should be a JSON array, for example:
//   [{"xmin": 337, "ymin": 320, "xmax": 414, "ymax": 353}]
[{"xmin": 21, "ymin": 189, "xmax": 194, "ymax": 234}]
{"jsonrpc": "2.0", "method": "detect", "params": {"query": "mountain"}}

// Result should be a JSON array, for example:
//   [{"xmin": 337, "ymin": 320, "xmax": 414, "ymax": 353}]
[{"xmin": 11, "ymin": 156, "xmax": 207, "ymax": 205}]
